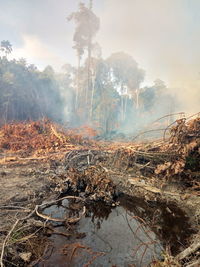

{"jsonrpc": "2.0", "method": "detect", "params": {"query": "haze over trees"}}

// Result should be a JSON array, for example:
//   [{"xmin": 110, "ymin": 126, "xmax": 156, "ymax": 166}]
[
  {"xmin": 0, "ymin": 2, "xmax": 174, "ymax": 134},
  {"xmin": 0, "ymin": 40, "xmax": 12, "ymax": 58}
]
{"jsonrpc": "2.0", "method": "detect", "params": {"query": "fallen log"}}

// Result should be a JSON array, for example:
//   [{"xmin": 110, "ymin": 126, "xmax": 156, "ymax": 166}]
[{"xmin": 128, "ymin": 178, "xmax": 181, "ymax": 197}]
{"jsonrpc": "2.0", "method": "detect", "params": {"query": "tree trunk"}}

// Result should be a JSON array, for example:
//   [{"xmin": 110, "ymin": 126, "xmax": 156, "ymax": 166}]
[
  {"xmin": 75, "ymin": 54, "xmax": 81, "ymax": 110},
  {"xmin": 136, "ymin": 89, "xmax": 139, "ymax": 109},
  {"xmin": 90, "ymin": 67, "xmax": 96, "ymax": 120},
  {"xmin": 86, "ymin": 41, "xmax": 92, "ymax": 117}
]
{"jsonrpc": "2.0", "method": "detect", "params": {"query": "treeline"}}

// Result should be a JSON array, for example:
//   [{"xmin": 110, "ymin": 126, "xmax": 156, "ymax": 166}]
[
  {"xmin": 0, "ymin": 2, "xmax": 174, "ymax": 133},
  {"xmin": 0, "ymin": 52, "xmax": 173, "ymax": 133}
]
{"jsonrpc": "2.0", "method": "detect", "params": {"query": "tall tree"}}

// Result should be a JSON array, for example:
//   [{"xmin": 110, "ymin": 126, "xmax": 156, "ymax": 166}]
[
  {"xmin": 68, "ymin": 2, "xmax": 100, "ymax": 119},
  {"xmin": 0, "ymin": 40, "xmax": 12, "ymax": 58}
]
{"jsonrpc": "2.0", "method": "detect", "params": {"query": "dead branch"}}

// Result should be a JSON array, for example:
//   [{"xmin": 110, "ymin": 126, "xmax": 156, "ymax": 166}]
[
  {"xmin": 0, "ymin": 206, "xmax": 31, "ymax": 212},
  {"xmin": 50, "ymin": 124, "xmax": 66, "ymax": 143},
  {"xmin": 186, "ymin": 112, "xmax": 200, "ymax": 121},
  {"xmin": 35, "ymin": 196, "xmax": 86, "ymax": 223},
  {"xmin": 152, "ymin": 112, "xmax": 185, "ymax": 124},
  {"xmin": 176, "ymin": 241, "xmax": 200, "ymax": 261},
  {"xmin": 128, "ymin": 179, "xmax": 181, "ymax": 196},
  {"xmin": 132, "ymin": 129, "xmax": 167, "ymax": 141},
  {"xmin": 35, "ymin": 205, "xmax": 86, "ymax": 223},
  {"xmin": 0, "ymin": 220, "xmax": 19, "ymax": 267},
  {"xmin": 37, "ymin": 195, "xmax": 85, "ymax": 209}
]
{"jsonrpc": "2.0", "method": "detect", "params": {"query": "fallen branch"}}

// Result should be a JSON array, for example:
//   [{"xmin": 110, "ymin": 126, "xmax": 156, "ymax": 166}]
[
  {"xmin": 35, "ymin": 196, "xmax": 85, "ymax": 223},
  {"xmin": 50, "ymin": 124, "xmax": 66, "ymax": 143},
  {"xmin": 176, "ymin": 241, "xmax": 200, "ymax": 261},
  {"xmin": 0, "ymin": 206, "xmax": 31, "ymax": 212},
  {"xmin": 132, "ymin": 128, "xmax": 167, "ymax": 141},
  {"xmin": 36, "ymin": 205, "xmax": 86, "ymax": 223},
  {"xmin": 128, "ymin": 179, "xmax": 181, "ymax": 197}
]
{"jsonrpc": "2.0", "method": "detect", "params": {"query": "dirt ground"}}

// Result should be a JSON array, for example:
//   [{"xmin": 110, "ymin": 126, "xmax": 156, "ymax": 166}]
[
  {"xmin": 0, "ymin": 147, "xmax": 200, "ymax": 267},
  {"xmin": 0, "ymin": 118, "xmax": 200, "ymax": 266}
]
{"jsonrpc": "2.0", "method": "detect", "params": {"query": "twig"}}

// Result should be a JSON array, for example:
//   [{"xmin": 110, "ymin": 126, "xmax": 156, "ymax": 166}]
[
  {"xmin": 152, "ymin": 112, "xmax": 185, "ymax": 124},
  {"xmin": 132, "ymin": 129, "xmax": 166, "ymax": 141},
  {"xmin": 37, "ymin": 195, "xmax": 85, "ymax": 208},
  {"xmin": 0, "ymin": 206, "xmax": 31, "ymax": 212},
  {"xmin": 163, "ymin": 118, "xmax": 186, "ymax": 141},
  {"xmin": 186, "ymin": 111, "xmax": 200, "ymax": 121},
  {"xmin": 0, "ymin": 220, "xmax": 19, "ymax": 267}
]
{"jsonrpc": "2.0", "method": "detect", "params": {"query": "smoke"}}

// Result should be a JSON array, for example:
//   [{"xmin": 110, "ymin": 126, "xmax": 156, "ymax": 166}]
[
  {"xmin": 13, "ymin": 34, "xmax": 66, "ymax": 69},
  {"xmin": 98, "ymin": 0, "xmax": 200, "ymax": 115},
  {"xmin": 0, "ymin": 0, "xmax": 199, "ymax": 128}
]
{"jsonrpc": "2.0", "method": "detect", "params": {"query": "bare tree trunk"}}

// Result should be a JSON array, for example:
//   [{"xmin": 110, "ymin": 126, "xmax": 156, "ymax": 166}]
[
  {"xmin": 124, "ymin": 95, "xmax": 128, "ymax": 120},
  {"xmin": 86, "ymin": 41, "xmax": 92, "ymax": 116},
  {"xmin": 75, "ymin": 54, "xmax": 81, "ymax": 110},
  {"xmin": 86, "ymin": 2, "xmax": 93, "ymax": 122},
  {"xmin": 90, "ymin": 67, "xmax": 96, "ymax": 119},
  {"xmin": 135, "ymin": 89, "xmax": 139, "ymax": 109}
]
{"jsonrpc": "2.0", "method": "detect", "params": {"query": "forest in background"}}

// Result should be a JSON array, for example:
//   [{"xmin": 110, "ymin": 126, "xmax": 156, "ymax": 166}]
[{"xmin": 0, "ymin": 2, "xmax": 175, "ymax": 135}]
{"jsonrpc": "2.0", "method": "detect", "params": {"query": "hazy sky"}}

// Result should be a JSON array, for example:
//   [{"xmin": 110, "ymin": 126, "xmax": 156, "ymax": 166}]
[{"xmin": 0, "ymin": 0, "xmax": 200, "ymax": 112}]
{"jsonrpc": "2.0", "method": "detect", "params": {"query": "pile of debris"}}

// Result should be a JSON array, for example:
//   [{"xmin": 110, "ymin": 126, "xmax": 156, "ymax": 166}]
[
  {"xmin": 110, "ymin": 116, "xmax": 200, "ymax": 187},
  {"xmin": 155, "ymin": 117, "xmax": 200, "ymax": 180},
  {"xmin": 49, "ymin": 150, "xmax": 116, "ymax": 204},
  {"xmin": 58, "ymin": 166, "xmax": 116, "ymax": 203},
  {"xmin": 0, "ymin": 120, "xmax": 96, "ymax": 155}
]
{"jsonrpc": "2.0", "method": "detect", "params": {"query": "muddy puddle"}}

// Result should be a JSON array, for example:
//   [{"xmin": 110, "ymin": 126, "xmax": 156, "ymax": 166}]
[{"xmin": 36, "ymin": 195, "xmax": 195, "ymax": 267}]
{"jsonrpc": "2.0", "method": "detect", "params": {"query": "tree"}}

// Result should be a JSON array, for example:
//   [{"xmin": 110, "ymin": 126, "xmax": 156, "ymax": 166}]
[
  {"xmin": 140, "ymin": 79, "xmax": 173, "ymax": 120},
  {"xmin": 107, "ymin": 52, "xmax": 145, "ymax": 121},
  {"xmin": 68, "ymin": 2, "xmax": 100, "ymax": 117},
  {"xmin": 0, "ymin": 40, "xmax": 12, "ymax": 58},
  {"xmin": 43, "ymin": 65, "xmax": 55, "ymax": 78},
  {"xmin": 90, "ymin": 58, "xmax": 120, "ymax": 133}
]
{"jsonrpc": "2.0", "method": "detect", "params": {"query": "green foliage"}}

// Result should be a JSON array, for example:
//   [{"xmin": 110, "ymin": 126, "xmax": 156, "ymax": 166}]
[
  {"xmin": 0, "ymin": 40, "xmax": 12, "ymax": 57},
  {"xmin": 0, "ymin": 56, "xmax": 65, "ymax": 124}
]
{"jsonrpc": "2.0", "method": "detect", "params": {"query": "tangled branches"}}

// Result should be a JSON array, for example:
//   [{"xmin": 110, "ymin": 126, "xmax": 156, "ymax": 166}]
[
  {"xmin": 155, "ymin": 116, "xmax": 200, "ymax": 179},
  {"xmin": 0, "ymin": 119, "xmax": 97, "ymax": 155}
]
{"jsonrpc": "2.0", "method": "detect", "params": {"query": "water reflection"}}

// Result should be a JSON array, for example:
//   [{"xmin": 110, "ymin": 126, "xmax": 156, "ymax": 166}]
[{"xmin": 36, "ymin": 194, "xmax": 194, "ymax": 267}]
